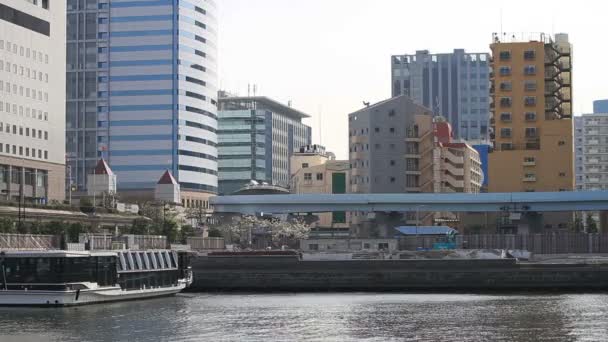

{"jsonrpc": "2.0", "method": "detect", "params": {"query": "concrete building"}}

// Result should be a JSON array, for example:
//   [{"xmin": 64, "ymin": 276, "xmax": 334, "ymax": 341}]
[
  {"xmin": 581, "ymin": 114, "xmax": 608, "ymax": 191},
  {"xmin": 433, "ymin": 121, "xmax": 483, "ymax": 193},
  {"xmin": 594, "ymin": 100, "xmax": 608, "ymax": 114},
  {"xmin": 348, "ymin": 96, "xmax": 481, "ymax": 233},
  {"xmin": 489, "ymin": 33, "xmax": 573, "ymax": 193},
  {"xmin": 65, "ymin": 0, "xmax": 218, "ymax": 205},
  {"xmin": 391, "ymin": 49, "xmax": 491, "ymax": 141},
  {"xmin": 290, "ymin": 144, "xmax": 350, "ymax": 230},
  {"xmin": 0, "ymin": 0, "xmax": 66, "ymax": 202},
  {"xmin": 349, "ymin": 95, "xmax": 433, "ymax": 195},
  {"xmin": 217, "ymin": 93, "xmax": 311, "ymax": 195},
  {"xmin": 489, "ymin": 33, "xmax": 573, "ymax": 232},
  {"xmin": 574, "ymin": 116, "xmax": 584, "ymax": 190}
]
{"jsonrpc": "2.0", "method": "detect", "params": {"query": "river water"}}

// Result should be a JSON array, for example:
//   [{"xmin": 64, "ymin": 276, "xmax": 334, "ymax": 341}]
[{"xmin": 1, "ymin": 293, "xmax": 608, "ymax": 342}]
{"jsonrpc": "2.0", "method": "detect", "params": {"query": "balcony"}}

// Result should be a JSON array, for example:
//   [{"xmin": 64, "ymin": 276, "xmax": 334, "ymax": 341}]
[
  {"xmin": 523, "ymin": 175, "xmax": 537, "ymax": 182},
  {"xmin": 523, "ymin": 160, "xmax": 536, "ymax": 166},
  {"xmin": 443, "ymin": 163, "xmax": 465, "ymax": 176}
]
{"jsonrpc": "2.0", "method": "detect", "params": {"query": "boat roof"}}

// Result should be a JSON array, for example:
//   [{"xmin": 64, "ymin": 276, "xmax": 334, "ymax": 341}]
[
  {"xmin": 0, "ymin": 250, "xmax": 118, "ymax": 258},
  {"xmin": 0, "ymin": 249, "xmax": 179, "ymax": 258}
]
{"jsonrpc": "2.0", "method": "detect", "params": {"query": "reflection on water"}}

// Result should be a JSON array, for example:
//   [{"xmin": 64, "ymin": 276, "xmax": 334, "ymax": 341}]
[{"xmin": 1, "ymin": 293, "xmax": 608, "ymax": 342}]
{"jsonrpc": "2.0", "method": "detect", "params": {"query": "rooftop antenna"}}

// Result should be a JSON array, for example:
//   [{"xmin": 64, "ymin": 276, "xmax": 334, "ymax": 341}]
[
  {"xmin": 318, "ymin": 104, "xmax": 323, "ymax": 146},
  {"xmin": 500, "ymin": 8, "xmax": 503, "ymax": 38},
  {"xmin": 253, "ymin": 84, "xmax": 257, "ymax": 97},
  {"xmin": 247, "ymin": 84, "xmax": 250, "ymax": 97}
]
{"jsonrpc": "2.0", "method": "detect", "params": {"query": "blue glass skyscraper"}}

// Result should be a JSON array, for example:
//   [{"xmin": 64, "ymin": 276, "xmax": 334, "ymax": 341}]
[{"xmin": 66, "ymin": 0, "xmax": 218, "ymax": 205}]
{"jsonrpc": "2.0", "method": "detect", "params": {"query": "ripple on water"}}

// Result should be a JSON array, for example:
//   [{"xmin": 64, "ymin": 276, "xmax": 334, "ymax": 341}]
[{"xmin": 0, "ymin": 293, "xmax": 608, "ymax": 342}]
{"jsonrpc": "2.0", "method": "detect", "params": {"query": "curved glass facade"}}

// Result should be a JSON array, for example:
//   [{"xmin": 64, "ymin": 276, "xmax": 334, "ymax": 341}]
[{"xmin": 66, "ymin": 0, "xmax": 218, "ymax": 195}]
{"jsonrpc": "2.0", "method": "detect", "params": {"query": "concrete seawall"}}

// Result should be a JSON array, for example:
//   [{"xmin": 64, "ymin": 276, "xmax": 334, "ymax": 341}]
[{"xmin": 190, "ymin": 256, "xmax": 608, "ymax": 291}]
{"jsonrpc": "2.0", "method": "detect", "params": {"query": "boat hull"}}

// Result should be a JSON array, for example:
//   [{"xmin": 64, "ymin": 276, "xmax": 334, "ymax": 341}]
[{"xmin": 0, "ymin": 283, "xmax": 186, "ymax": 307}]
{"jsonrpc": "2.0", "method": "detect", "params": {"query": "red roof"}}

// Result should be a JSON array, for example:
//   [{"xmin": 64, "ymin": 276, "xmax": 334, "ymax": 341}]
[
  {"xmin": 93, "ymin": 159, "xmax": 114, "ymax": 175},
  {"xmin": 157, "ymin": 170, "xmax": 178, "ymax": 185}
]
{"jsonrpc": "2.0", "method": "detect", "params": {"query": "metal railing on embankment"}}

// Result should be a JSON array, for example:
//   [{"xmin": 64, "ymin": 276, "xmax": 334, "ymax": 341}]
[{"xmin": 397, "ymin": 233, "xmax": 608, "ymax": 254}]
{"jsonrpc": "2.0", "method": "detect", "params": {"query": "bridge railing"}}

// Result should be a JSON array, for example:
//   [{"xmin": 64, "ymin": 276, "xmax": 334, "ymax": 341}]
[{"xmin": 397, "ymin": 233, "xmax": 608, "ymax": 254}]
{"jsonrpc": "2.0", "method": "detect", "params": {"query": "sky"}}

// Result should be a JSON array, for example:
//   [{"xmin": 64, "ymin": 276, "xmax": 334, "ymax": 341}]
[{"xmin": 218, "ymin": 0, "xmax": 608, "ymax": 160}]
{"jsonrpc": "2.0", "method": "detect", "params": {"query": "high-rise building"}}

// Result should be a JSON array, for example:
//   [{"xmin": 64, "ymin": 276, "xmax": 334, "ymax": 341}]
[
  {"xmin": 66, "ymin": 0, "xmax": 218, "ymax": 204},
  {"xmin": 391, "ymin": 49, "xmax": 491, "ymax": 141},
  {"xmin": 574, "ymin": 116, "xmax": 584, "ymax": 190},
  {"xmin": 349, "ymin": 95, "xmax": 432, "ymax": 194},
  {"xmin": 489, "ymin": 33, "xmax": 573, "ymax": 232},
  {"xmin": 0, "ymin": 0, "xmax": 66, "ymax": 202},
  {"xmin": 217, "ymin": 94, "xmax": 311, "ymax": 195},
  {"xmin": 593, "ymin": 99, "xmax": 608, "ymax": 114},
  {"xmin": 489, "ymin": 33, "xmax": 573, "ymax": 193},
  {"xmin": 581, "ymin": 114, "xmax": 608, "ymax": 191}
]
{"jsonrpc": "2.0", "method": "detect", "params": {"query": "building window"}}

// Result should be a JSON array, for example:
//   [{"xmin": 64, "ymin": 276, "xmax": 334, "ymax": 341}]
[
  {"xmin": 308, "ymin": 244, "xmax": 318, "ymax": 251},
  {"xmin": 524, "ymin": 50, "xmax": 536, "ymax": 60},
  {"xmin": 388, "ymin": 109, "xmax": 396, "ymax": 117},
  {"xmin": 524, "ymin": 96, "xmax": 536, "ymax": 107},
  {"xmin": 525, "ymin": 112, "xmax": 536, "ymax": 121},
  {"xmin": 558, "ymin": 141, "xmax": 566, "ymax": 146},
  {"xmin": 390, "ymin": 127, "xmax": 395, "ymax": 133},
  {"xmin": 390, "ymin": 177, "xmax": 396, "ymax": 183},
  {"xmin": 500, "ymin": 82, "xmax": 512, "ymax": 91},
  {"xmin": 524, "ymin": 65, "xmax": 536, "ymax": 75},
  {"xmin": 374, "ymin": 144, "xmax": 381, "ymax": 150},
  {"xmin": 524, "ymin": 157, "xmax": 535, "ymax": 163},
  {"xmin": 304, "ymin": 173, "xmax": 312, "ymax": 181},
  {"xmin": 500, "ymin": 128, "xmax": 512, "ymax": 138},
  {"xmin": 390, "ymin": 160, "xmax": 395, "ymax": 166},
  {"xmin": 525, "ymin": 127, "xmax": 538, "ymax": 138},
  {"xmin": 302, "ymin": 163, "xmax": 309, "ymax": 168},
  {"xmin": 316, "ymin": 173, "xmax": 323, "ymax": 181},
  {"xmin": 500, "ymin": 112, "xmax": 512, "ymax": 122},
  {"xmin": 499, "ymin": 66, "xmax": 511, "ymax": 76},
  {"xmin": 524, "ymin": 81, "xmax": 537, "ymax": 91},
  {"xmin": 500, "ymin": 97, "xmax": 512, "ymax": 108},
  {"xmin": 375, "ymin": 127, "xmax": 380, "ymax": 133},
  {"xmin": 499, "ymin": 51, "xmax": 511, "ymax": 61},
  {"xmin": 559, "ymin": 172, "xmax": 566, "ymax": 177}
]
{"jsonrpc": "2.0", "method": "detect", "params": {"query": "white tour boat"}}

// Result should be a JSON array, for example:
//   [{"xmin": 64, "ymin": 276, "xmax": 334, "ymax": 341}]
[{"xmin": 0, "ymin": 249, "xmax": 192, "ymax": 306}]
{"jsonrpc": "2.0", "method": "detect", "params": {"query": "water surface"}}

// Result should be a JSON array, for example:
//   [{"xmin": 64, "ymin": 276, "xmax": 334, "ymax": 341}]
[{"xmin": 1, "ymin": 293, "xmax": 608, "ymax": 341}]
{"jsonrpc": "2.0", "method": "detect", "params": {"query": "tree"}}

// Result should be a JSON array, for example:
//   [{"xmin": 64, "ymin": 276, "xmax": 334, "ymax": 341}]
[
  {"xmin": 586, "ymin": 213, "xmax": 598, "ymax": 233},
  {"xmin": 573, "ymin": 212, "xmax": 584, "ymax": 233},
  {"xmin": 214, "ymin": 215, "xmax": 310, "ymax": 249},
  {"xmin": 268, "ymin": 218, "xmax": 310, "ymax": 248},
  {"xmin": 66, "ymin": 223, "xmax": 87, "ymax": 243},
  {"xmin": 185, "ymin": 206, "xmax": 209, "ymax": 228},
  {"xmin": 0, "ymin": 217, "xmax": 16, "ymax": 234},
  {"xmin": 179, "ymin": 225, "xmax": 195, "ymax": 244},
  {"xmin": 207, "ymin": 227, "xmax": 223, "ymax": 238},
  {"xmin": 130, "ymin": 218, "xmax": 152, "ymax": 235}
]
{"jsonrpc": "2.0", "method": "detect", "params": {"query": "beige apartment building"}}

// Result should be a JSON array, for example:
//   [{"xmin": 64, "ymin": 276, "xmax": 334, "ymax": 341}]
[
  {"xmin": 488, "ymin": 33, "xmax": 573, "ymax": 231},
  {"xmin": 290, "ymin": 145, "xmax": 350, "ymax": 230},
  {"xmin": 405, "ymin": 116, "xmax": 483, "ymax": 194}
]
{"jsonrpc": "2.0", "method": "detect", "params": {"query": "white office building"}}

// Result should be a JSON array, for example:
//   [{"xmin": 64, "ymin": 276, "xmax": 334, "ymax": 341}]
[
  {"xmin": 582, "ymin": 113, "xmax": 608, "ymax": 190},
  {"xmin": 0, "ymin": 0, "xmax": 66, "ymax": 202}
]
